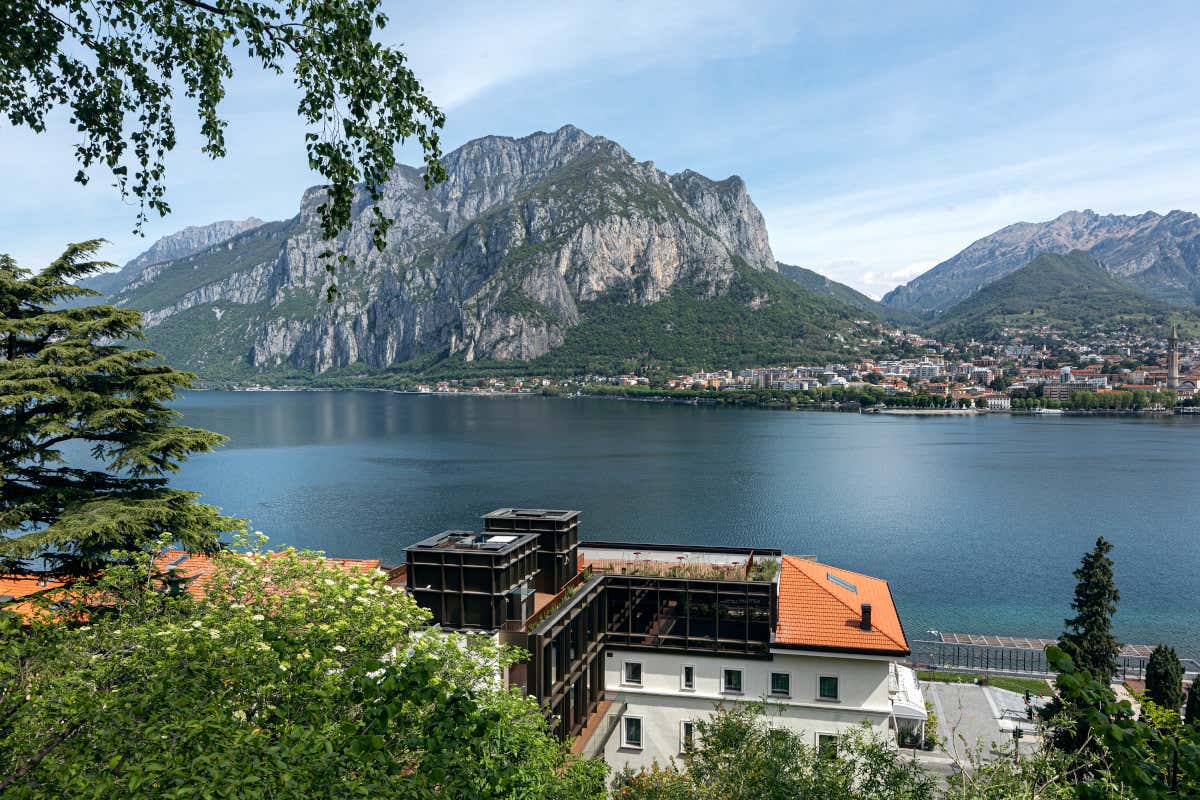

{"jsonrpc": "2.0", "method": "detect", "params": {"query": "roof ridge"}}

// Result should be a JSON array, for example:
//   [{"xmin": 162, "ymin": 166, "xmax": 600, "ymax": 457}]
[{"xmin": 782, "ymin": 556, "xmax": 906, "ymax": 652}]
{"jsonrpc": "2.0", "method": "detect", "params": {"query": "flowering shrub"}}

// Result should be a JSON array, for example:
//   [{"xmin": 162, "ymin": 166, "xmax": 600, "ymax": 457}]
[{"xmin": 0, "ymin": 536, "xmax": 605, "ymax": 799}]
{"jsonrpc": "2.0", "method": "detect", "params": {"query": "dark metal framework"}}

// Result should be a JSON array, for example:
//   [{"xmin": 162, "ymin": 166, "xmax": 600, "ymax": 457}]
[
  {"xmin": 485, "ymin": 508, "xmax": 580, "ymax": 594},
  {"xmin": 519, "ymin": 573, "xmax": 608, "ymax": 739},
  {"xmin": 406, "ymin": 531, "xmax": 539, "ymax": 630},
  {"xmin": 603, "ymin": 575, "xmax": 777, "ymax": 657},
  {"xmin": 405, "ymin": 510, "xmax": 780, "ymax": 739}
]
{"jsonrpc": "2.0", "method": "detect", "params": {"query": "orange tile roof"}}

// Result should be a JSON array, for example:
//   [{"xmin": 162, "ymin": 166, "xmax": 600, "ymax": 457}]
[
  {"xmin": 774, "ymin": 556, "xmax": 908, "ymax": 655},
  {"xmin": 152, "ymin": 550, "xmax": 383, "ymax": 598},
  {"xmin": 1, "ymin": 551, "xmax": 385, "ymax": 619},
  {"xmin": 0, "ymin": 574, "xmax": 69, "ymax": 620}
]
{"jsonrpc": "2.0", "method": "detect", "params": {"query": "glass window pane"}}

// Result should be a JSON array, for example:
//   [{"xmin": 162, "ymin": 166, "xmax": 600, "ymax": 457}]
[
  {"xmin": 682, "ymin": 665, "xmax": 695, "ymax": 689},
  {"xmin": 818, "ymin": 734, "xmax": 838, "ymax": 758},
  {"xmin": 771, "ymin": 672, "xmax": 790, "ymax": 695},
  {"xmin": 819, "ymin": 675, "xmax": 839, "ymax": 699},
  {"xmin": 624, "ymin": 662, "xmax": 642, "ymax": 684},
  {"xmin": 625, "ymin": 717, "xmax": 642, "ymax": 748},
  {"xmin": 723, "ymin": 669, "xmax": 742, "ymax": 692}
]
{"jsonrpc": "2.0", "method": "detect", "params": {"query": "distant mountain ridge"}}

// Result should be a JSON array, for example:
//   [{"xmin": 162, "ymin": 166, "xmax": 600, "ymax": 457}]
[
  {"xmin": 776, "ymin": 262, "xmax": 922, "ymax": 326},
  {"xmin": 776, "ymin": 263, "xmax": 878, "ymax": 313},
  {"xmin": 925, "ymin": 250, "xmax": 1187, "ymax": 340},
  {"xmin": 882, "ymin": 209, "xmax": 1200, "ymax": 313},
  {"xmin": 103, "ymin": 126, "xmax": 865, "ymax": 379},
  {"xmin": 79, "ymin": 218, "xmax": 264, "ymax": 297}
]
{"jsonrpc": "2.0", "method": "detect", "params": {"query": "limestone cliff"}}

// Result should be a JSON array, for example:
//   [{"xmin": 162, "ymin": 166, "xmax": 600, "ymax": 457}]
[{"xmin": 110, "ymin": 126, "xmax": 858, "ymax": 377}]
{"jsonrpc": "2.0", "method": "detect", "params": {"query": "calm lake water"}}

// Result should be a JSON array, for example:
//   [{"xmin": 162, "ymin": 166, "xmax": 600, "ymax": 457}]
[{"xmin": 171, "ymin": 391, "xmax": 1200, "ymax": 656}]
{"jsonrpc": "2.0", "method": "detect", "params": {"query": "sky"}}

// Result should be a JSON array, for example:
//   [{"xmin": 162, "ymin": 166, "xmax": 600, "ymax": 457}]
[{"xmin": 4, "ymin": 1, "xmax": 1200, "ymax": 299}]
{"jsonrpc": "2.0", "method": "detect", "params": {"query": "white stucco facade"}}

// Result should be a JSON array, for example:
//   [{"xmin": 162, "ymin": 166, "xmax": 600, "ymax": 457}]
[{"xmin": 600, "ymin": 648, "xmax": 899, "ymax": 771}]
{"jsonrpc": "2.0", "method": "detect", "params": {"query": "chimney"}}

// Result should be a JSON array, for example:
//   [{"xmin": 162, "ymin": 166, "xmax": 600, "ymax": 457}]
[{"xmin": 860, "ymin": 603, "xmax": 873, "ymax": 631}]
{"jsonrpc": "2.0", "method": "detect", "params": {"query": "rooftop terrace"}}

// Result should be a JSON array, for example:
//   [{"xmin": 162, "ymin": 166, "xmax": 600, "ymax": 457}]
[{"xmin": 579, "ymin": 542, "xmax": 787, "ymax": 582}]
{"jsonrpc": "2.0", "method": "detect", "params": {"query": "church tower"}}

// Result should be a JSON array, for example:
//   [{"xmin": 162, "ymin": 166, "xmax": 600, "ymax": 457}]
[{"xmin": 1168, "ymin": 324, "xmax": 1180, "ymax": 390}]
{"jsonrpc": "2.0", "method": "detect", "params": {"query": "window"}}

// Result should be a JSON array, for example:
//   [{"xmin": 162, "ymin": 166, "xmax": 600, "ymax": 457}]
[
  {"xmin": 770, "ymin": 672, "xmax": 791, "ymax": 696},
  {"xmin": 723, "ymin": 668, "xmax": 743, "ymax": 693},
  {"xmin": 623, "ymin": 661, "xmax": 642, "ymax": 685},
  {"xmin": 680, "ymin": 720, "xmax": 696, "ymax": 752},
  {"xmin": 622, "ymin": 716, "xmax": 643, "ymax": 749},
  {"xmin": 818, "ymin": 675, "xmax": 839, "ymax": 701},
  {"xmin": 817, "ymin": 733, "xmax": 838, "ymax": 758},
  {"xmin": 681, "ymin": 664, "xmax": 695, "ymax": 690}
]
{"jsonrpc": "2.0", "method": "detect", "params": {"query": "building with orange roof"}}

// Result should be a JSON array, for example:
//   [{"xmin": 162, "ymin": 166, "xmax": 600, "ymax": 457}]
[
  {"xmin": 404, "ymin": 509, "xmax": 924, "ymax": 771},
  {"xmin": 0, "ymin": 549, "xmax": 387, "ymax": 620}
]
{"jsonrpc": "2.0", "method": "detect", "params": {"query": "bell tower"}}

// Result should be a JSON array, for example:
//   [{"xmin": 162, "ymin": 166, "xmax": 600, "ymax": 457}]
[{"xmin": 1168, "ymin": 325, "xmax": 1180, "ymax": 391}]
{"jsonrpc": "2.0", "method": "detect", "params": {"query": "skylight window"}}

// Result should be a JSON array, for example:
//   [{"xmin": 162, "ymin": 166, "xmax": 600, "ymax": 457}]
[{"xmin": 826, "ymin": 573, "xmax": 857, "ymax": 593}]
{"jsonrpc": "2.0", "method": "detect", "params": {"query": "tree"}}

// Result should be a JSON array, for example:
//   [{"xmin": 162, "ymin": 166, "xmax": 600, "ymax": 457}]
[
  {"xmin": 1186, "ymin": 677, "xmax": 1200, "ymax": 728},
  {"xmin": 613, "ymin": 703, "xmax": 936, "ymax": 800},
  {"xmin": 1047, "ymin": 646, "xmax": 1200, "ymax": 798},
  {"xmin": 0, "ymin": 539, "xmax": 607, "ymax": 798},
  {"xmin": 1146, "ymin": 645, "xmax": 1185, "ymax": 713},
  {"xmin": 0, "ymin": 241, "xmax": 243, "ymax": 575},
  {"xmin": 1058, "ymin": 537, "xmax": 1121, "ymax": 681},
  {"xmin": 1, "ymin": 0, "xmax": 447, "ymax": 294}
]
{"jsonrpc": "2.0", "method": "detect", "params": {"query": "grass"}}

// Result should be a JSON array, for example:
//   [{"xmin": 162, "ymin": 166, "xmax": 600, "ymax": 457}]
[{"xmin": 917, "ymin": 670, "xmax": 1052, "ymax": 697}]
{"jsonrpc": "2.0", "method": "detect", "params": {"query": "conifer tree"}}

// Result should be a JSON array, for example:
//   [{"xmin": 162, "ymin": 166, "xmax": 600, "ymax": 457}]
[
  {"xmin": 1185, "ymin": 676, "xmax": 1200, "ymax": 727},
  {"xmin": 0, "ymin": 240, "xmax": 243, "ymax": 575},
  {"xmin": 1145, "ymin": 645, "xmax": 1184, "ymax": 712},
  {"xmin": 1058, "ymin": 536, "xmax": 1121, "ymax": 681}
]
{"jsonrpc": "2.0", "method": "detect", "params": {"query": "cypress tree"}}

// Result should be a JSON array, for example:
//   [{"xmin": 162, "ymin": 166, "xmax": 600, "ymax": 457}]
[
  {"xmin": 1144, "ymin": 645, "xmax": 1184, "ymax": 712},
  {"xmin": 1185, "ymin": 676, "xmax": 1200, "ymax": 727},
  {"xmin": 0, "ymin": 241, "xmax": 243, "ymax": 576},
  {"xmin": 1058, "ymin": 537, "xmax": 1121, "ymax": 681}
]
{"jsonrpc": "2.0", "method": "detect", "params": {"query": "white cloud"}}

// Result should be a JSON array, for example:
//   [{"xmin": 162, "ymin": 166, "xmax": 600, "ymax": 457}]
[{"xmin": 398, "ymin": 1, "xmax": 804, "ymax": 111}]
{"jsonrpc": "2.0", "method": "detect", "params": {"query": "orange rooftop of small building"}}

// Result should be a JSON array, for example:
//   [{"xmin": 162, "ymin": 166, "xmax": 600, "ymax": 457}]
[{"xmin": 0, "ymin": 550, "xmax": 387, "ymax": 619}]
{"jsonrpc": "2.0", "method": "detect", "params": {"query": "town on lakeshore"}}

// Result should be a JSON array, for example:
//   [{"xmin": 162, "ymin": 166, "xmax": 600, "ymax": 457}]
[{"xmin": 402, "ymin": 324, "xmax": 1195, "ymax": 414}]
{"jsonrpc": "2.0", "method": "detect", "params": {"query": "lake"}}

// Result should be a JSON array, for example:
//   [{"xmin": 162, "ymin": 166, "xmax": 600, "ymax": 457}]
[{"xmin": 171, "ymin": 391, "xmax": 1200, "ymax": 656}]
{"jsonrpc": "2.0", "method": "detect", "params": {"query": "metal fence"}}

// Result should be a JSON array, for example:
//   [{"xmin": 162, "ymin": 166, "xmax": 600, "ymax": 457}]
[{"xmin": 908, "ymin": 636, "xmax": 1200, "ymax": 681}]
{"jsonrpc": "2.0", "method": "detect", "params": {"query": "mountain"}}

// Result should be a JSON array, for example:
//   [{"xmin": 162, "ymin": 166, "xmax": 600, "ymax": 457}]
[
  {"xmin": 925, "ymin": 250, "xmax": 1183, "ymax": 340},
  {"xmin": 108, "ymin": 126, "xmax": 863, "ymax": 379},
  {"xmin": 79, "ymin": 218, "xmax": 264, "ymax": 297},
  {"xmin": 882, "ymin": 209, "xmax": 1200, "ymax": 313},
  {"xmin": 776, "ymin": 262, "xmax": 921, "ymax": 326},
  {"xmin": 776, "ymin": 263, "xmax": 878, "ymax": 313}
]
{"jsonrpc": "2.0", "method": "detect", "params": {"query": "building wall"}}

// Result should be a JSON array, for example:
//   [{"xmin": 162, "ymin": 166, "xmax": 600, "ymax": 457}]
[{"xmin": 600, "ymin": 649, "xmax": 894, "ymax": 771}]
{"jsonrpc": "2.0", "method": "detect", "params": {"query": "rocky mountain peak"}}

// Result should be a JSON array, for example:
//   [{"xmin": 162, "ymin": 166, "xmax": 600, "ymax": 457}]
[
  {"xmin": 883, "ymin": 208, "xmax": 1200, "ymax": 312},
  {"xmin": 109, "ymin": 126, "xmax": 799, "ymax": 376},
  {"xmin": 78, "ymin": 217, "xmax": 266, "ymax": 297}
]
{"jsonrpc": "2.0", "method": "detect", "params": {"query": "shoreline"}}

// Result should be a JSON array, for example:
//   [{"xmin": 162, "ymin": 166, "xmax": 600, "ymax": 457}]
[
  {"xmin": 867, "ymin": 408, "xmax": 981, "ymax": 415},
  {"xmin": 195, "ymin": 384, "xmax": 1195, "ymax": 418}
]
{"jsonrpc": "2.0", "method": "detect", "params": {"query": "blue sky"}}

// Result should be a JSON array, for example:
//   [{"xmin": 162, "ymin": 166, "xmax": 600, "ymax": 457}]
[{"xmin": 4, "ymin": 0, "xmax": 1200, "ymax": 297}]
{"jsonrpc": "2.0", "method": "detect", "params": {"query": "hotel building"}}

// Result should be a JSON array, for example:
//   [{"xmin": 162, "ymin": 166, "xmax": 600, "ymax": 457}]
[{"xmin": 404, "ymin": 508, "xmax": 926, "ymax": 766}]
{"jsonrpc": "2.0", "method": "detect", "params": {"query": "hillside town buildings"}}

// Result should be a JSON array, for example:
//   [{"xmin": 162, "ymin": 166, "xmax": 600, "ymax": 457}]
[{"xmin": 410, "ymin": 324, "xmax": 1197, "ymax": 412}]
